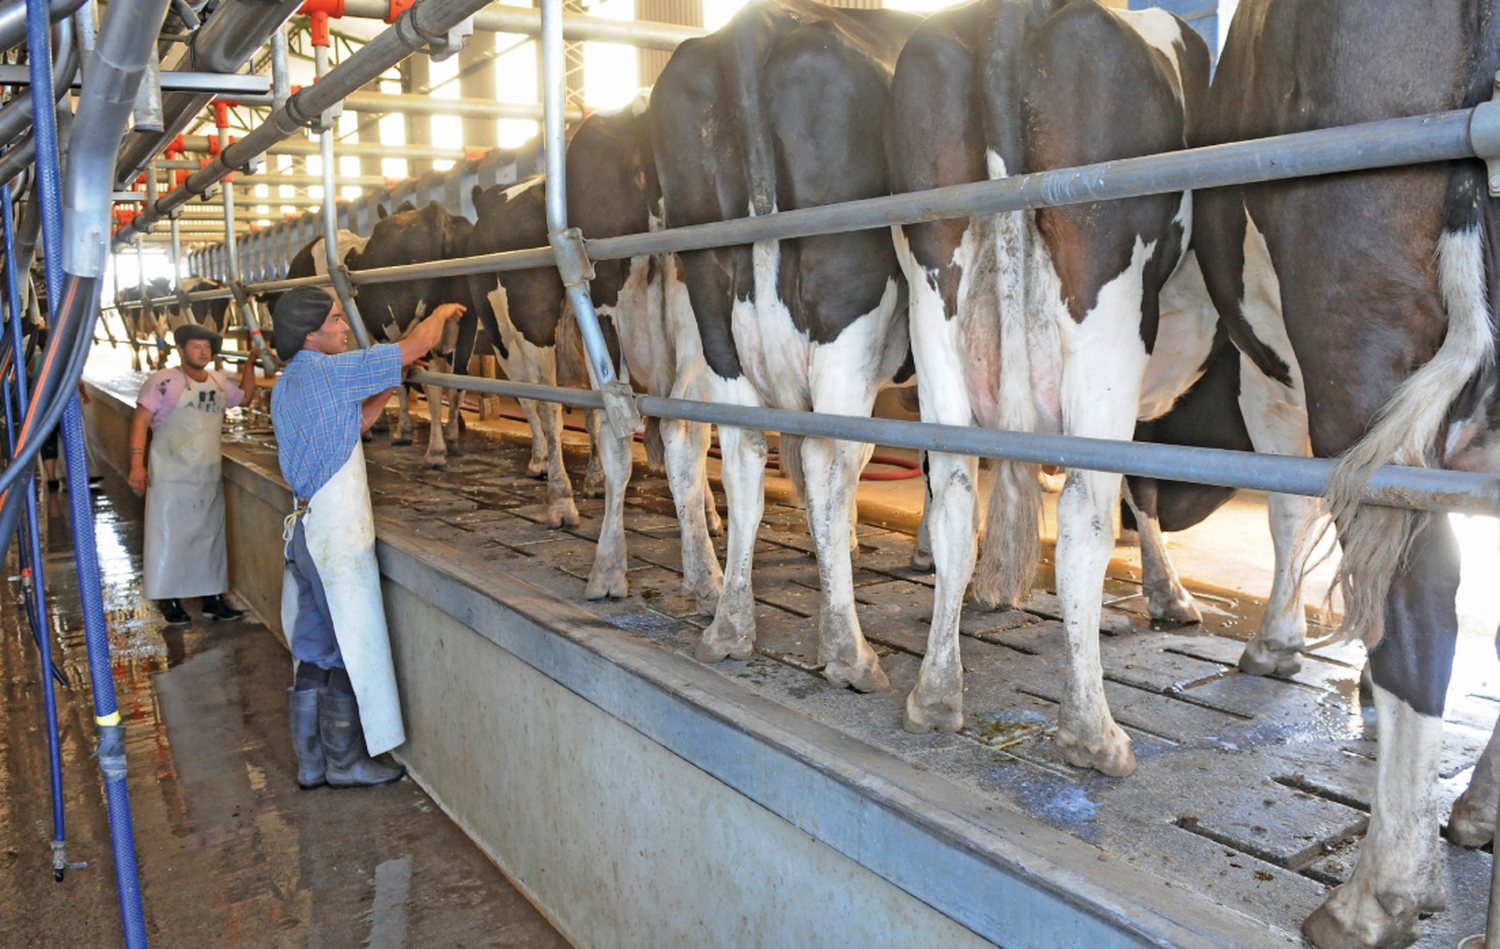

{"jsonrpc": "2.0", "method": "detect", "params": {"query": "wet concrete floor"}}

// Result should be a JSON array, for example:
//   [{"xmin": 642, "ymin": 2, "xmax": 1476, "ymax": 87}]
[{"xmin": 0, "ymin": 469, "xmax": 570, "ymax": 947}]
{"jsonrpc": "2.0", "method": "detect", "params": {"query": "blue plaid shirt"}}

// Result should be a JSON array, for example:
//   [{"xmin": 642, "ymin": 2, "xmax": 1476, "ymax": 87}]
[{"xmin": 271, "ymin": 345, "xmax": 403, "ymax": 499}]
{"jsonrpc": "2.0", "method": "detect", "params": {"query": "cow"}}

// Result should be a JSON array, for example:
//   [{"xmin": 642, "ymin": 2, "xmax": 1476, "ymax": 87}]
[
  {"xmin": 261, "ymin": 227, "xmax": 368, "ymax": 319},
  {"xmin": 344, "ymin": 201, "xmax": 478, "ymax": 467},
  {"xmin": 886, "ymin": 0, "xmax": 1212, "ymax": 775},
  {"xmin": 1193, "ymin": 3, "xmax": 1500, "ymax": 946},
  {"xmin": 651, "ymin": 0, "xmax": 922, "ymax": 691},
  {"xmin": 466, "ymin": 99, "xmax": 724, "ymax": 611}
]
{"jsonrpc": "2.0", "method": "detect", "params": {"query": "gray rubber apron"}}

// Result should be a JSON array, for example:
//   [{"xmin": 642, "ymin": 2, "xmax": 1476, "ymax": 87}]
[
  {"xmin": 142, "ymin": 372, "xmax": 227, "ymax": 600},
  {"xmin": 283, "ymin": 441, "xmax": 405, "ymax": 756}
]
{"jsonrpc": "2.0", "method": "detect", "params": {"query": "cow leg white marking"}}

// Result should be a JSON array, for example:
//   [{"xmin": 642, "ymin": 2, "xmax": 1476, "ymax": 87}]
[
  {"xmin": 1050, "ymin": 241, "xmax": 1155, "ymax": 778},
  {"xmin": 1303, "ymin": 686, "xmax": 1446, "ymax": 949},
  {"xmin": 393, "ymin": 387, "xmax": 414, "ymax": 445},
  {"xmin": 581, "ymin": 407, "xmax": 606, "ymax": 499},
  {"xmin": 443, "ymin": 387, "xmax": 463, "ymax": 445},
  {"xmin": 1231, "ymin": 217, "xmax": 1317, "ymax": 675},
  {"xmin": 897, "ymin": 227, "xmax": 976, "ymax": 731},
  {"xmin": 663, "ymin": 415, "xmax": 723, "ymax": 613},
  {"xmin": 1122, "ymin": 482, "xmax": 1200, "ymax": 626},
  {"xmin": 695, "ymin": 377, "xmax": 765, "ymax": 664},
  {"xmin": 910, "ymin": 452, "xmax": 935, "ymax": 571},
  {"xmin": 585, "ymin": 420, "xmax": 632, "ymax": 600}
]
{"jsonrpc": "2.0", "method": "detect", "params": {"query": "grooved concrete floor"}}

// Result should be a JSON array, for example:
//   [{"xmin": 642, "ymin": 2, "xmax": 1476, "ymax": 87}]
[{"xmin": 0, "ymin": 469, "xmax": 570, "ymax": 948}]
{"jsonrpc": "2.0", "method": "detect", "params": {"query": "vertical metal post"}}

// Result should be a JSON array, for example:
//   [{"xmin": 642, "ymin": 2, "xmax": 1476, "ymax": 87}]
[
  {"xmin": 26, "ymin": 0, "xmax": 149, "ymax": 941},
  {"xmin": 540, "ymin": 0, "xmax": 641, "ymax": 437},
  {"xmin": 213, "ymin": 105, "xmax": 277, "ymax": 373},
  {"xmin": 312, "ymin": 13, "xmax": 373, "ymax": 349},
  {"xmin": 0, "ymin": 177, "xmax": 65, "ymax": 882}
]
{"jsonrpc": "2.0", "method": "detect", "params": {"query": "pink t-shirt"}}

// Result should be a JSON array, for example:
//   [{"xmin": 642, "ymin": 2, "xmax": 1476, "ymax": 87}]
[{"xmin": 136, "ymin": 368, "xmax": 247, "ymax": 430}]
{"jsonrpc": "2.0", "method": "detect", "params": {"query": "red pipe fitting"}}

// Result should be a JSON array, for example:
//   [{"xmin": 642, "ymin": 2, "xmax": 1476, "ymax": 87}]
[
  {"xmin": 298, "ymin": 0, "xmax": 343, "ymax": 15},
  {"xmin": 213, "ymin": 100, "xmax": 231, "ymax": 129},
  {"xmin": 385, "ymin": 0, "xmax": 415, "ymax": 23},
  {"xmin": 308, "ymin": 9, "xmax": 331, "ymax": 47}
]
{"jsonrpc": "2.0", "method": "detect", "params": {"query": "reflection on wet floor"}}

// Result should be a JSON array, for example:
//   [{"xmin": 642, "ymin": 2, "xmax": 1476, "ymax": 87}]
[{"xmin": 0, "ymin": 469, "xmax": 568, "ymax": 947}]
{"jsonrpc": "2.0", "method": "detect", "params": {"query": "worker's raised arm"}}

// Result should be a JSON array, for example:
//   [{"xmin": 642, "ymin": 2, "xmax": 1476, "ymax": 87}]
[{"xmin": 397, "ymin": 303, "xmax": 465, "ymax": 368}]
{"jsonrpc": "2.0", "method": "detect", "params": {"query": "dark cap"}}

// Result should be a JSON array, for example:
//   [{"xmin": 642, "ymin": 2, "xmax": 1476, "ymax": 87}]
[
  {"xmin": 272, "ymin": 286, "xmax": 337, "ymax": 361},
  {"xmin": 173, "ymin": 323, "xmax": 223, "ymax": 354}
]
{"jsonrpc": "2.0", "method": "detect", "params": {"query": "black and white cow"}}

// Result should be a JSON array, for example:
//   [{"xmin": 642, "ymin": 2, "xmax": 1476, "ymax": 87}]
[
  {"xmin": 467, "ymin": 100, "xmax": 724, "ymax": 608},
  {"xmin": 262, "ymin": 227, "xmax": 368, "ymax": 319},
  {"xmin": 887, "ymin": 0, "xmax": 1212, "ymax": 771},
  {"xmin": 345, "ymin": 201, "xmax": 477, "ymax": 467},
  {"xmin": 1196, "ymin": 3, "xmax": 1500, "ymax": 946},
  {"xmin": 651, "ymin": 0, "xmax": 921, "ymax": 691}
]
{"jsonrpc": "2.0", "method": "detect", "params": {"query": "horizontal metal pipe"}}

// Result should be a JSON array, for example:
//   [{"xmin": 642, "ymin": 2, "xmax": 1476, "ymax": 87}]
[
  {"xmin": 341, "ymin": 90, "xmax": 579, "ymax": 121},
  {"xmin": 176, "ymin": 134, "xmax": 472, "ymax": 160},
  {"xmin": 199, "ymin": 108, "xmax": 1488, "ymax": 293},
  {"xmin": 337, "ymin": 0, "xmax": 706, "ymax": 50},
  {"xmin": 405, "ymin": 371, "xmax": 1500, "ymax": 517}
]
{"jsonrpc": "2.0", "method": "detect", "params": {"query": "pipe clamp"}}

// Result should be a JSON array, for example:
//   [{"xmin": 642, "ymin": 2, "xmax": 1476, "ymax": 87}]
[
  {"xmin": 548, "ymin": 227, "xmax": 595, "ymax": 289},
  {"xmin": 1471, "ymin": 72, "xmax": 1500, "ymax": 197}
]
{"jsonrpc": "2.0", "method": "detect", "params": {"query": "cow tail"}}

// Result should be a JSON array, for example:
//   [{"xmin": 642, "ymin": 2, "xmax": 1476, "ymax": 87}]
[
  {"xmin": 727, "ymin": 3, "xmax": 780, "ymax": 218},
  {"xmin": 1318, "ymin": 166, "xmax": 1494, "ymax": 647},
  {"xmin": 973, "ymin": 202, "xmax": 1042, "ymax": 611}
]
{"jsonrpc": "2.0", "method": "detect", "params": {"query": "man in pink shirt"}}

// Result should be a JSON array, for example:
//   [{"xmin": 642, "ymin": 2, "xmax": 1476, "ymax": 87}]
[{"xmin": 129, "ymin": 324, "xmax": 256, "ymax": 625}]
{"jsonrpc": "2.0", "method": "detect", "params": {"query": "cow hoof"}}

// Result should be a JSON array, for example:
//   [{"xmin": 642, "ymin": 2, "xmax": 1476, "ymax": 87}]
[
  {"xmin": 1147, "ymin": 591, "xmax": 1201, "ymax": 628},
  {"xmin": 546, "ymin": 500, "xmax": 580, "ymax": 529},
  {"xmin": 1447, "ymin": 794, "xmax": 1495, "ymax": 848},
  {"xmin": 695, "ymin": 630, "xmax": 753, "ymax": 664},
  {"xmin": 526, "ymin": 459, "xmax": 547, "ymax": 479},
  {"xmin": 705, "ymin": 507, "xmax": 723, "ymax": 537},
  {"xmin": 1238, "ymin": 638, "xmax": 1303, "ymax": 677},
  {"xmin": 392, "ymin": 435, "xmax": 413, "ymax": 447},
  {"xmin": 1301, "ymin": 898, "xmax": 1422, "ymax": 949},
  {"xmin": 903, "ymin": 690, "xmax": 961, "ymax": 734},
  {"xmin": 582, "ymin": 465, "xmax": 606, "ymax": 500},
  {"xmin": 1057, "ymin": 726, "xmax": 1136, "ymax": 777},
  {"xmin": 908, "ymin": 547, "xmax": 934, "ymax": 572},
  {"xmin": 424, "ymin": 454, "xmax": 448, "ymax": 469},
  {"xmin": 825, "ymin": 655, "xmax": 889, "ymax": 693},
  {"xmin": 585, "ymin": 567, "xmax": 628, "ymax": 600}
]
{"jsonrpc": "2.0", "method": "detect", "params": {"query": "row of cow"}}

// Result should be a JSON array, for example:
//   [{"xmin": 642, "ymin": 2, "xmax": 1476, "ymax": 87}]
[{"xmin": 153, "ymin": 1, "xmax": 1497, "ymax": 945}]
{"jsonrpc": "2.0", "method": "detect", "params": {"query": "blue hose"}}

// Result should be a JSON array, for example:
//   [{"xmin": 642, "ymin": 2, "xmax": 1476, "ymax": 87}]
[
  {"xmin": 29, "ymin": 0, "xmax": 149, "ymax": 941},
  {"xmin": 1, "ymin": 177, "xmax": 66, "ymax": 879}
]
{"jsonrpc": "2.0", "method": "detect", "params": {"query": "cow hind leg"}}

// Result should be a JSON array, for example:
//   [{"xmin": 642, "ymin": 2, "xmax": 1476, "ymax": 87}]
[
  {"xmin": 422, "ymin": 383, "xmax": 449, "ymax": 467},
  {"xmin": 696, "ymin": 380, "xmax": 765, "ymax": 664},
  {"xmin": 910, "ymin": 452, "xmax": 935, "ymax": 572},
  {"xmin": 585, "ymin": 424, "xmax": 632, "ymax": 600},
  {"xmin": 1449, "ymin": 706, "xmax": 1500, "ymax": 847},
  {"xmin": 1122, "ymin": 477, "xmax": 1201, "ymax": 627},
  {"xmin": 801, "ymin": 431, "xmax": 887, "ymax": 692},
  {"xmin": 663, "ymin": 416, "xmax": 723, "ymax": 614},
  {"xmin": 518, "ymin": 399, "xmax": 549, "ymax": 478},
  {"xmin": 538, "ymin": 400, "xmax": 579, "ymax": 529},
  {"xmin": 393, "ymin": 387, "xmax": 415, "ymax": 445},
  {"xmin": 443, "ymin": 386, "xmax": 463, "ymax": 446},
  {"xmin": 1302, "ymin": 518, "xmax": 1457, "ymax": 949},
  {"xmin": 1236, "ymin": 351, "xmax": 1317, "ymax": 676},
  {"xmin": 581, "ymin": 408, "xmax": 607, "ymax": 499}
]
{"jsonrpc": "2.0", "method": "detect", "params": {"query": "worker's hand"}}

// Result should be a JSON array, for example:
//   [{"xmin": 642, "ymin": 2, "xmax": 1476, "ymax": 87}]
[
  {"xmin": 430, "ymin": 303, "xmax": 466, "ymax": 323},
  {"xmin": 127, "ymin": 462, "xmax": 148, "ymax": 495}
]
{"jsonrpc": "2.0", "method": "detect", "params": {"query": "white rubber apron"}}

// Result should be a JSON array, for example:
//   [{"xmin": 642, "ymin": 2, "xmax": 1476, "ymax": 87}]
[
  {"xmin": 142, "ymin": 372, "xmax": 227, "ymax": 600},
  {"xmin": 295, "ymin": 441, "xmax": 405, "ymax": 755}
]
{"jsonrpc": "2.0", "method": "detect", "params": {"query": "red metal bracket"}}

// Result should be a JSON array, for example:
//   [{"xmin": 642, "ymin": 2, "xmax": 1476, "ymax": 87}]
[
  {"xmin": 385, "ymin": 0, "xmax": 415, "ymax": 23},
  {"xmin": 308, "ymin": 9, "xmax": 331, "ymax": 47}
]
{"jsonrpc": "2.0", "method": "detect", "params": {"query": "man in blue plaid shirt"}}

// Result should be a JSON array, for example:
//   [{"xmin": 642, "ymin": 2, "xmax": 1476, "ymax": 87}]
[{"xmin": 271, "ymin": 286, "xmax": 463, "ymax": 789}]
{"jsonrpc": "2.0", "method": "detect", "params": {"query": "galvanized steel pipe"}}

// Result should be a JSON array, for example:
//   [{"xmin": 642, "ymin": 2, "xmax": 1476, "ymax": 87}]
[{"xmin": 335, "ymin": 0, "xmax": 706, "ymax": 49}]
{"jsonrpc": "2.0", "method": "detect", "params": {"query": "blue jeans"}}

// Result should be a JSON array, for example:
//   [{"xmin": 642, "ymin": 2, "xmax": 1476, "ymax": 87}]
[{"xmin": 286, "ymin": 515, "xmax": 344, "ymax": 669}]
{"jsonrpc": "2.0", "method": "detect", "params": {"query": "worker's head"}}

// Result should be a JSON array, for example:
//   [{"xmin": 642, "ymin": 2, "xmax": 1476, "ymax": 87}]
[
  {"xmin": 273, "ymin": 287, "xmax": 345, "ymax": 360},
  {"xmin": 173, "ymin": 324, "xmax": 222, "ymax": 371}
]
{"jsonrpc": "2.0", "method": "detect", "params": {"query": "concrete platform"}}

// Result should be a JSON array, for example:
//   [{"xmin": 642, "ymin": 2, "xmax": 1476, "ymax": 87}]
[
  {"xmin": 76, "ymin": 362, "xmax": 1500, "ymax": 948},
  {"xmin": 0, "ymin": 450, "xmax": 568, "ymax": 945}
]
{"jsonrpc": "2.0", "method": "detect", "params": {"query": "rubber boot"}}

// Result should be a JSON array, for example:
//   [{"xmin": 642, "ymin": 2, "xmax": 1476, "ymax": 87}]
[
  {"xmin": 287, "ymin": 688, "xmax": 326, "ymax": 789},
  {"xmin": 318, "ymin": 688, "xmax": 404, "ymax": 788}
]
